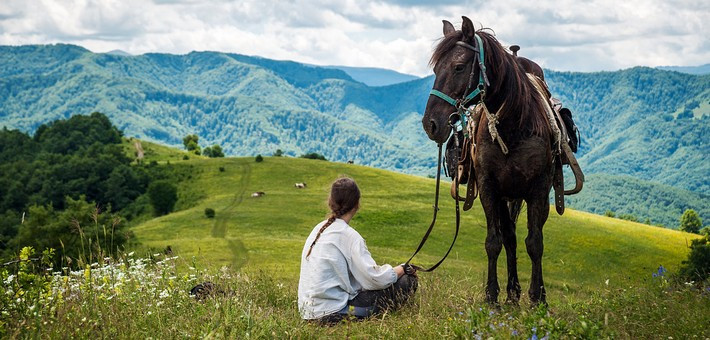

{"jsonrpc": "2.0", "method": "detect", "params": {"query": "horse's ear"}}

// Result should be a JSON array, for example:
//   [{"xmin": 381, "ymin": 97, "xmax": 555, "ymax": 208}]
[
  {"xmin": 461, "ymin": 16, "xmax": 475, "ymax": 41},
  {"xmin": 442, "ymin": 20, "xmax": 455, "ymax": 36}
]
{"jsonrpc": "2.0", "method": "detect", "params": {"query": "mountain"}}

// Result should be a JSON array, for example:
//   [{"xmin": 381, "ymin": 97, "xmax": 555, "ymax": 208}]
[
  {"xmin": 0, "ymin": 44, "xmax": 707, "ymax": 227},
  {"xmin": 657, "ymin": 64, "xmax": 710, "ymax": 75},
  {"xmin": 323, "ymin": 65, "xmax": 420, "ymax": 86}
]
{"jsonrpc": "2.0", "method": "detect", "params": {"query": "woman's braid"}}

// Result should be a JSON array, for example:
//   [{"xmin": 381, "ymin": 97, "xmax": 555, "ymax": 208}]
[{"xmin": 306, "ymin": 177, "xmax": 361, "ymax": 259}]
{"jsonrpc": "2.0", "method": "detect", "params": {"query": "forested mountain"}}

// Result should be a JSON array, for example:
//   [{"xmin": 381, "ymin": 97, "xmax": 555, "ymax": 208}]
[{"xmin": 0, "ymin": 44, "xmax": 707, "ymax": 227}]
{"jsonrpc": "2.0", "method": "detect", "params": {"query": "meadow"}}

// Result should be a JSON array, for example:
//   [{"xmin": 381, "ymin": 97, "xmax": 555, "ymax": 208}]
[{"xmin": 2, "ymin": 144, "xmax": 707, "ymax": 338}]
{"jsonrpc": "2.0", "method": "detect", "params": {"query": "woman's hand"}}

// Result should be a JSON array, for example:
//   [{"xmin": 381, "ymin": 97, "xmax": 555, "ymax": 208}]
[{"xmin": 394, "ymin": 264, "xmax": 405, "ymax": 278}]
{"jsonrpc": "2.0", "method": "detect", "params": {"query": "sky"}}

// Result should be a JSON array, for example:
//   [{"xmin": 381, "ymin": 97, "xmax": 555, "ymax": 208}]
[{"xmin": 0, "ymin": 0, "xmax": 708, "ymax": 76}]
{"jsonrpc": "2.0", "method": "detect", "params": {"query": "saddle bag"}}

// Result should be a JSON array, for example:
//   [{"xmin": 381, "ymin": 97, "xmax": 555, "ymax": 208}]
[
  {"xmin": 559, "ymin": 107, "xmax": 579, "ymax": 153},
  {"xmin": 444, "ymin": 130, "xmax": 468, "ymax": 184}
]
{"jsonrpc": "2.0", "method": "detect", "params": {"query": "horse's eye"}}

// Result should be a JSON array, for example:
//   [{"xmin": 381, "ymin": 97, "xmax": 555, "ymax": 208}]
[{"xmin": 454, "ymin": 64, "xmax": 466, "ymax": 73}]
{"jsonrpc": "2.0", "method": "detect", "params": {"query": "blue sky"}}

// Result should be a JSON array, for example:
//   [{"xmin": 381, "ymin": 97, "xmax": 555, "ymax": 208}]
[{"xmin": 0, "ymin": 0, "xmax": 708, "ymax": 76}]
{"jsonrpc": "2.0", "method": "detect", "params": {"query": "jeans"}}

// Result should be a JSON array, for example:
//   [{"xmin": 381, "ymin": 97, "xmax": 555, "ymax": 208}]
[{"xmin": 317, "ymin": 274, "xmax": 418, "ymax": 325}]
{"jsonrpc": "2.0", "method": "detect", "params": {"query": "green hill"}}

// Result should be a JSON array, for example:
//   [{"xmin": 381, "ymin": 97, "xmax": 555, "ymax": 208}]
[{"xmin": 131, "ymin": 155, "xmax": 698, "ymax": 290}]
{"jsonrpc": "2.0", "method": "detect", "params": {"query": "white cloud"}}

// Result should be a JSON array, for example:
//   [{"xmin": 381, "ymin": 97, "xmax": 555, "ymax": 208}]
[{"xmin": 0, "ymin": 0, "xmax": 707, "ymax": 76}]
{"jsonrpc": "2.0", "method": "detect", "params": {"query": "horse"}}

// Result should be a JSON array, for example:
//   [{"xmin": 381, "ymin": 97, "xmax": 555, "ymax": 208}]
[{"xmin": 422, "ymin": 17, "xmax": 556, "ymax": 305}]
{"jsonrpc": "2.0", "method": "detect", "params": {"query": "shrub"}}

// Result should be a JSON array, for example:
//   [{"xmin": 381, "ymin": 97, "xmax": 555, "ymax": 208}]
[
  {"xmin": 300, "ymin": 152, "xmax": 326, "ymax": 161},
  {"xmin": 679, "ymin": 234, "xmax": 710, "ymax": 282},
  {"xmin": 219, "ymin": 166, "xmax": 225, "ymax": 172},
  {"xmin": 148, "ymin": 180, "xmax": 178, "ymax": 216},
  {"xmin": 604, "ymin": 210, "xmax": 616, "ymax": 218},
  {"xmin": 204, "ymin": 208, "xmax": 215, "ymax": 218},
  {"xmin": 255, "ymin": 154, "xmax": 263, "ymax": 162},
  {"xmin": 182, "ymin": 155, "xmax": 189, "ymax": 160},
  {"xmin": 273, "ymin": 149, "xmax": 283, "ymax": 157}
]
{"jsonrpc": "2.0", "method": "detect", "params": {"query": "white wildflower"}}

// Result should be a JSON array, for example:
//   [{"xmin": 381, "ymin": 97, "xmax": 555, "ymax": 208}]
[
  {"xmin": 159, "ymin": 289, "xmax": 170, "ymax": 299},
  {"xmin": 4, "ymin": 274, "xmax": 15, "ymax": 285}
]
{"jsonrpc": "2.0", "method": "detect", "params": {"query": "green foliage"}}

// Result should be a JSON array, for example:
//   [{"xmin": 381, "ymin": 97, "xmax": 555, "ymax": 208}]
[
  {"xmin": 701, "ymin": 227, "xmax": 710, "ymax": 237},
  {"xmin": 203, "ymin": 144, "xmax": 224, "ymax": 158},
  {"xmin": 680, "ymin": 209, "xmax": 702, "ymax": 234},
  {"xmin": 255, "ymin": 154, "xmax": 263, "ymax": 162},
  {"xmin": 604, "ymin": 210, "xmax": 616, "ymax": 218},
  {"xmin": 218, "ymin": 166, "xmax": 225, "ymax": 172},
  {"xmin": 0, "ymin": 113, "xmax": 149, "ymax": 256},
  {"xmin": 567, "ymin": 174, "xmax": 708, "ymax": 229},
  {"xmin": 182, "ymin": 134, "xmax": 199, "ymax": 150},
  {"xmin": 147, "ymin": 180, "xmax": 178, "ymax": 216},
  {"xmin": 679, "ymin": 234, "xmax": 710, "ymax": 282},
  {"xmin": 182, "ymin": 155, "xmax": 189, "ymax": 160},
  {"xmin": 300, "ymin": 152, "xmax": 326, "ymax": 160},
  {"xmin": 273, "ymin": 149, "xmax": 283, "ymax": 157},
  {"xmin": 10, "ymin": 196, "xmax": 128, "ymax": 266},
  {"xmin": 204, "ymin": 208, "xmax": 215, "ymax": 219}
]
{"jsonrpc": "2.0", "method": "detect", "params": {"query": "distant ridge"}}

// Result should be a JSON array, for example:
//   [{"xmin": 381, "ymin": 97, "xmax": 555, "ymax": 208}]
[
  {"xmin": 657, "ymin": 64, "xmax": 710, "ymax": 75},
  {"xmin": 324, "ymin": 65, "xmax": 420, "ymax": 86},
  {"xmin": 105, "ymin": 49, "xmax": 132, "ymax": 57}
]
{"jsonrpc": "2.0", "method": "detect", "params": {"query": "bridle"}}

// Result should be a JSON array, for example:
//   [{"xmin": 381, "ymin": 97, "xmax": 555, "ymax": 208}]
[
  {"xmin": 429, "ymin": 34, "xmax": 490, "ymax": 132},
  {"xmin": 404, "ymin": 33, "xmax": 490, "ymax": 273}
]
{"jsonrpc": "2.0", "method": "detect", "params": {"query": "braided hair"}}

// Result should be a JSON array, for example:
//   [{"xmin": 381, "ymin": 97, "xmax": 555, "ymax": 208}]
[{"xmin": 306, "ymin": 177, "xmax": 361, "ymax": 258}]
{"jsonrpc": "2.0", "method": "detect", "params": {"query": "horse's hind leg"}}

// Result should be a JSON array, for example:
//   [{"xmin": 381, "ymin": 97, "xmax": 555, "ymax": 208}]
[
  {"xmin": 525, "ymin": 196, "xmax": 549, "ymax": 306},
  {"xmin": 501, "ymin": 200, "xmax": 522, "ymax": 304},
  {"xmin": 480, "ymin": 192, "xmax": 503, "ymax": 304}
]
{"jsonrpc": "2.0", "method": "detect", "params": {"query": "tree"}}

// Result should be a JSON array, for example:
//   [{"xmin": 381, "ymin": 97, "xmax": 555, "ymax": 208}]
[
  {"xmin": 148, "ymin": 180, "xmax": 178, "ymax": 216},
  {"xmin": 204, "ymin": 145, "xmax": 224, "ymax": 158},
  {"xmin": 680, "ymin": 209, "xmax": 702, "ymax": 234},
  {"xmin": 300, "ymin": 152, "xmax": 327, "ymax": 161},
  {"xmin": 182, "ymin": 134, "xmax": 199, "ymax": 150},
  {"xmin": 255, "ymin": 154, "xmax": 263, "ymax": 162},
  {"xmin": 209, "ymin": 145, "xmax": 224, "ymax": 157},
  {"xmin": 273, "ymin": 149, "xmax": 283, "ymax": 157}
]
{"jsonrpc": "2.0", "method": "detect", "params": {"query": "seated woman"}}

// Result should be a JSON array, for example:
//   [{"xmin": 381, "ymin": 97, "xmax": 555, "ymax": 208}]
[{"xmin": 298, "ymin": 177, "xmax": 417, "ymax": 324}]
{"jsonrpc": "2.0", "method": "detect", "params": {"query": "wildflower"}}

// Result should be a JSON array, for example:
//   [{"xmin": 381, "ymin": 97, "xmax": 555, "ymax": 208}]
[
  {"xmin": 531, "ymin": 334, "xmax": 538, "ymax": 340},
  {"xmin": 4, "ymin": 274, "xmax": 14, "ymax": 285},
  {"xmin": 512, "ymin": 330, "xmax": 519, "ymax": 336},
  {"xmin": 159, "ymin": 289, "xmax": 170, "ymax": 299},
  {"xmin": 458, "ymin": 311, "xmax": 464, "ymax": 316},
  {"xmin": 128, "ymin": 251, "xmax": 135, "ymax": 257},
  {"xmin": 605, "ymin": 279, "xmax": 609, "ymax": 286}
]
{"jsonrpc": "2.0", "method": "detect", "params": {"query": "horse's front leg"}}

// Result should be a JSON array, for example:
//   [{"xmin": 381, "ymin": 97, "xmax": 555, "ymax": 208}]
[
  {"xmin": 501, "ymin": 200, "xmax": 522, "ymax": 304},
  {"xmin": 479, "ymin": 191, "xmax": 503, "ymax": 304},
  {"xmin": 526, "ymin": 196, "xmax": 549, "ymax": 306}
]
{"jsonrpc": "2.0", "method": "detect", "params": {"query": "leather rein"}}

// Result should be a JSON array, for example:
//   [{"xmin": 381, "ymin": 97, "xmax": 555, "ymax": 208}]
[{"xmin": 404, "ymin": 34, "xmax": 489, "ymax": 273}]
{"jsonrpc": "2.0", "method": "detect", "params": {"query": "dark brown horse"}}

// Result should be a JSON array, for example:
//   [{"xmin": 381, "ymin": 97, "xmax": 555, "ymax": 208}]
[{"xmin": 422, "ymin": 17, "xmax": 554, "ymax": 305}]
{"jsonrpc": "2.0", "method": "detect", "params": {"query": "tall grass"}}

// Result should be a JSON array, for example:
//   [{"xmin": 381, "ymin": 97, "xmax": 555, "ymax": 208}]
[{"xmin": 1, "ymin": 250, "xmax": 708, "ymax": 338}]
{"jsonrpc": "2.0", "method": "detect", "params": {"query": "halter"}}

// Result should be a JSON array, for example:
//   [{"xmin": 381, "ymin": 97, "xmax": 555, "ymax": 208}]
[{"xmin": 429, "ymin": 34, "xmax": 490, "ymax": 131}]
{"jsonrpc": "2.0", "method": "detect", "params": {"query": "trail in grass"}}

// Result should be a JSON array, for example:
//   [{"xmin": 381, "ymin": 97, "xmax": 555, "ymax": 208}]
[{"xmin": 211, "ymin": 161, "xmax": 251, "ymax": 268}]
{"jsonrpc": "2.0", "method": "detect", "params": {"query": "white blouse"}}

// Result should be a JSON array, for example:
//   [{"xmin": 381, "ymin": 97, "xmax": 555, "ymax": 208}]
[{"xmin": 298, "ymin": 218, "xmax": 398, "ymax": 319}]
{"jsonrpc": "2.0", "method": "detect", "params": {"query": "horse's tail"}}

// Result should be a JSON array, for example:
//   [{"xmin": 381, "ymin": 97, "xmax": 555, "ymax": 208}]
[{"xmin": 507, "ymin": 199, "xmax": 524, "ymax": 224}]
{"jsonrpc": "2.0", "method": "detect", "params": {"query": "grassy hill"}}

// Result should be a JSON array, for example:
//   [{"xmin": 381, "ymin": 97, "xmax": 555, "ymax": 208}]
[
  {"xmin": 4, "ymin": 147, "xmax": 707, "ymax": 338},
  {"xmin": 131, "ymin": 155, "xmax": 697, "ymax": 289}
]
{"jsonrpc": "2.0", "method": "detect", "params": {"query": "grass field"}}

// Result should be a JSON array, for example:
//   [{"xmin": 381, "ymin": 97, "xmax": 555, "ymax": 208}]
[{"xmin": 3, "ymin": 148, "xmax": 707, "ymax": 338}]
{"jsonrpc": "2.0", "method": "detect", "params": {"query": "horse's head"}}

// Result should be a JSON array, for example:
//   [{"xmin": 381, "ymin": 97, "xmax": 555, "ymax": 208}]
[{"xmin": 422, "ymin": 16, "xmax": 485, "ymax": 144}]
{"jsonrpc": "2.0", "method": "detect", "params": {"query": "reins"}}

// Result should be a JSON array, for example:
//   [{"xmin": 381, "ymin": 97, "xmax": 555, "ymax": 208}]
[{"xmin": 404, "ymin": 129, "xmax": 461, "ymax": 273}]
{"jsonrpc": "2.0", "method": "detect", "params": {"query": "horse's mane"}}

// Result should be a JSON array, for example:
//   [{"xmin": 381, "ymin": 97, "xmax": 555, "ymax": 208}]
[{"xmin": 430, "ymin": 30, "xmax": 549, "ymax": 137}]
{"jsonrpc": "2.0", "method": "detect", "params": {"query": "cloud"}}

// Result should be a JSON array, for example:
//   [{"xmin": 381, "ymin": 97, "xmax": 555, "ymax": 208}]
[{"xmin": 0, "ymin": 0, "xmax": 707, "ymax": 76}]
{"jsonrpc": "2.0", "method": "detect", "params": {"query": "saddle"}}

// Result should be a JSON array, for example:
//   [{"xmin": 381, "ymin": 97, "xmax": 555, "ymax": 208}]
[{"xmin": 444, "ymin": 76, "xmax": 584, "ymax": 215}]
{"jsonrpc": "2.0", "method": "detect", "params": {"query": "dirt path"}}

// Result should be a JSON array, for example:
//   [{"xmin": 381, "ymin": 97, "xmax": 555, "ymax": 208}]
[
  {"xmin": 211, "ymin": 162, "xmax": 251, "ymax": 268},
  {"xmin": 133, "ymin": 140, "xmax": 144, "ymax": 160}
]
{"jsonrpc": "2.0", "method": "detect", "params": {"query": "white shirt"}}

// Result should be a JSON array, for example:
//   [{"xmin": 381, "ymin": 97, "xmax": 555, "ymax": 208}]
[{"xmin": 298, "ymin": 218, "xmax": 397, "ymax": 319}]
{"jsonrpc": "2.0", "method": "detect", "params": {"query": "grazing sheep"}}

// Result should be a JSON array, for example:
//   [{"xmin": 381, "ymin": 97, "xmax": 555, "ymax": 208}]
[
  {"xmin": 295, "ymin": 183, "xmax": 307, "ymax": 189},
  {"xmin": 251, "ymin": 192, "xmax": 266, "ymax": 197}
]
